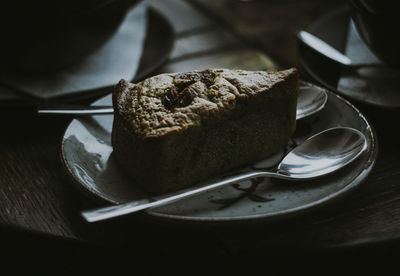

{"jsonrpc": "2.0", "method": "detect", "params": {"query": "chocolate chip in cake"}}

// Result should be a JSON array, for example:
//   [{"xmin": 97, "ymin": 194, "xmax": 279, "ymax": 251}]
[{"xmin": 162, "ymin": 86, "xmax": 198, "ymax": 110}]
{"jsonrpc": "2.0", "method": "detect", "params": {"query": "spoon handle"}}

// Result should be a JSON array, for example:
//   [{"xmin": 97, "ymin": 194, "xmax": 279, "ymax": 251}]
[
  {"xmin": 81, "ymin": 170, "xmax": 288, "ymax": 222},
  {"xmin": 298, "ymin": 31, "xmax": 383, "ymax": 69},
  {"xmin": 298, "ymin": 30, "xmax": 352, "ymax": 66},
  {"xmin": 38, "ymin": 105, "xmax": 114, "ymax": 116}
]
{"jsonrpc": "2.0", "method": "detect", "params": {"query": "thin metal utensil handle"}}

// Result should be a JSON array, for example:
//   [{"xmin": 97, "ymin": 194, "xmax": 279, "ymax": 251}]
[
  {"xmin": 81, "ymin": 170, "xmax": 290, "ymax": 222},
  {"xmin": 37, "ymin": 105, "xmax": 114, "ymax": 116},
  {"xmin": 36, "ymin": 84, "xmax": 326, "ymax": 118},
  {"xmin": 298, "ymin": 30, "xmax": 352, "ymax": 66},
  {"xmin": 298, "ymin": 30, "xmax": 383, "ymax": 69}
]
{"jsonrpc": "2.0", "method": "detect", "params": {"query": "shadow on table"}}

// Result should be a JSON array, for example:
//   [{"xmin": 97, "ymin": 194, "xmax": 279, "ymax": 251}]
[{"xmin": 2, "ymin": 224, "xmax": 400, "ymax": 275}]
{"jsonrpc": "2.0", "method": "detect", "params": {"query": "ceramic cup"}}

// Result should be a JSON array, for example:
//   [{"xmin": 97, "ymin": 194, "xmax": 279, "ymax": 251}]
[
  {"xmin": 349, "ymin": 0, "xmax": 400, "ymax": 68},
  {"xmin": 0, "ymin": 0, "xmax": 140, "ymax": 73}
]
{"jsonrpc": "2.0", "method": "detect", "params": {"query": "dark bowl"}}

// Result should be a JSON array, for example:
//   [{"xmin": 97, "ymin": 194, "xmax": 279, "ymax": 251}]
[
  {"xmin": 349, "ymin": 0, "xmax": 400, "ymax": 68},
  {"xmin": 0, "ymin": 0, "xmax": 140, "ymax": 73}
]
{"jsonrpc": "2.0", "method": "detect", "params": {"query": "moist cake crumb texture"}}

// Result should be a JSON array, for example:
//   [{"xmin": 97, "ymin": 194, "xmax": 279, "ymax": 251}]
[{"xmin": 112, "ymin": 68, "xmax": 298, "ymax": 194}]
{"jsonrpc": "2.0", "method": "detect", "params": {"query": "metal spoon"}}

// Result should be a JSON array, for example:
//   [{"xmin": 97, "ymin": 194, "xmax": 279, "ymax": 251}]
[
  {"xmin": 298, "ymin": 30, "xmax": 385, "ymax": 69},
  {"xmin": 37, "ymin": 104, "xmax": 114, "ymax": 116},
  {"xmin": 82, "ymin": 126, "xmax": 367, "ymax": 222},
  {"xmin": 297, "ymin": 83, "xmax": 327, "ymax": 120},
  {"xmin": 37, "ymin": 84, "xmax": 328, "ymax": 120}
]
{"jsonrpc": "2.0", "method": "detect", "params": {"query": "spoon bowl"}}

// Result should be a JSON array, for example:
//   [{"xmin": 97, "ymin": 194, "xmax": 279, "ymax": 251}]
[
  {"xmin": 296, "ymin": 83, "xmax": 327, "ymax": 120},
  {"xmin": 81, "ymin": 126, "xmax": 367, "ymax": 222},
  {"xmin": 278, "ymin": 127, "xmax": 367, "ymax": 179}
]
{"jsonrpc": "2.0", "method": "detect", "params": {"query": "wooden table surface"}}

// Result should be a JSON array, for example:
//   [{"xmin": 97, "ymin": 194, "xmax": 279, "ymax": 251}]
[{"xmin": 2, "ymin": 0, "xmax": 400, "ymax": 272}]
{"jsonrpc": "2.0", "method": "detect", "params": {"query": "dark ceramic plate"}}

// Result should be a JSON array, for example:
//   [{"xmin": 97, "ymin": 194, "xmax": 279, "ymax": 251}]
[
  {"xmin": 0, "ymin": 7, "xmax": 174, "ymax": 108},
  {"xmin": 298, "ymin": 6, "xmax": 400, "ymax": 109},
  {"xmin": 61, "ymin": 82, "xmax": 377, "ymax": 224}
]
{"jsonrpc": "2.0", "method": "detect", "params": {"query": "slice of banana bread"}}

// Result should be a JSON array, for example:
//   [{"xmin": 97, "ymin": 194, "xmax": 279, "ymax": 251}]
[{"xmin": 112, "ymin": 68, "xmax": 298, "ymax": 194}]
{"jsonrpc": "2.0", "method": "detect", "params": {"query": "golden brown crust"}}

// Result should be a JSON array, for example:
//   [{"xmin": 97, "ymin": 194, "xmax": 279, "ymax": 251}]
[{"xmin": 113, "ymin": 68, "xmax": 297, "ymax": 138}]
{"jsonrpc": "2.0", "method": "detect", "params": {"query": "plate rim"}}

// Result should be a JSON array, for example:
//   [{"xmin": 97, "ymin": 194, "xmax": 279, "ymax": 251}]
[{"xmin": 60, "ymin": 82, "xmax": 378, "ymax": 224}]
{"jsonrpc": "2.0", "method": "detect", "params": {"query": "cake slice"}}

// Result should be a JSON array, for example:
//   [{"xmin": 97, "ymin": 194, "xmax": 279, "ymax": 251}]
[{"xmin": 112, "ymin": 68, "xmax": 298, "ymax": 194}]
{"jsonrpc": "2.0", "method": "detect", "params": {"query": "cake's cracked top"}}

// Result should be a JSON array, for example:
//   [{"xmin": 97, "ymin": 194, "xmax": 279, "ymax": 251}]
[{"xmin": 114, "ymin": 68, "xmax": 297, "ymax": 138}]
